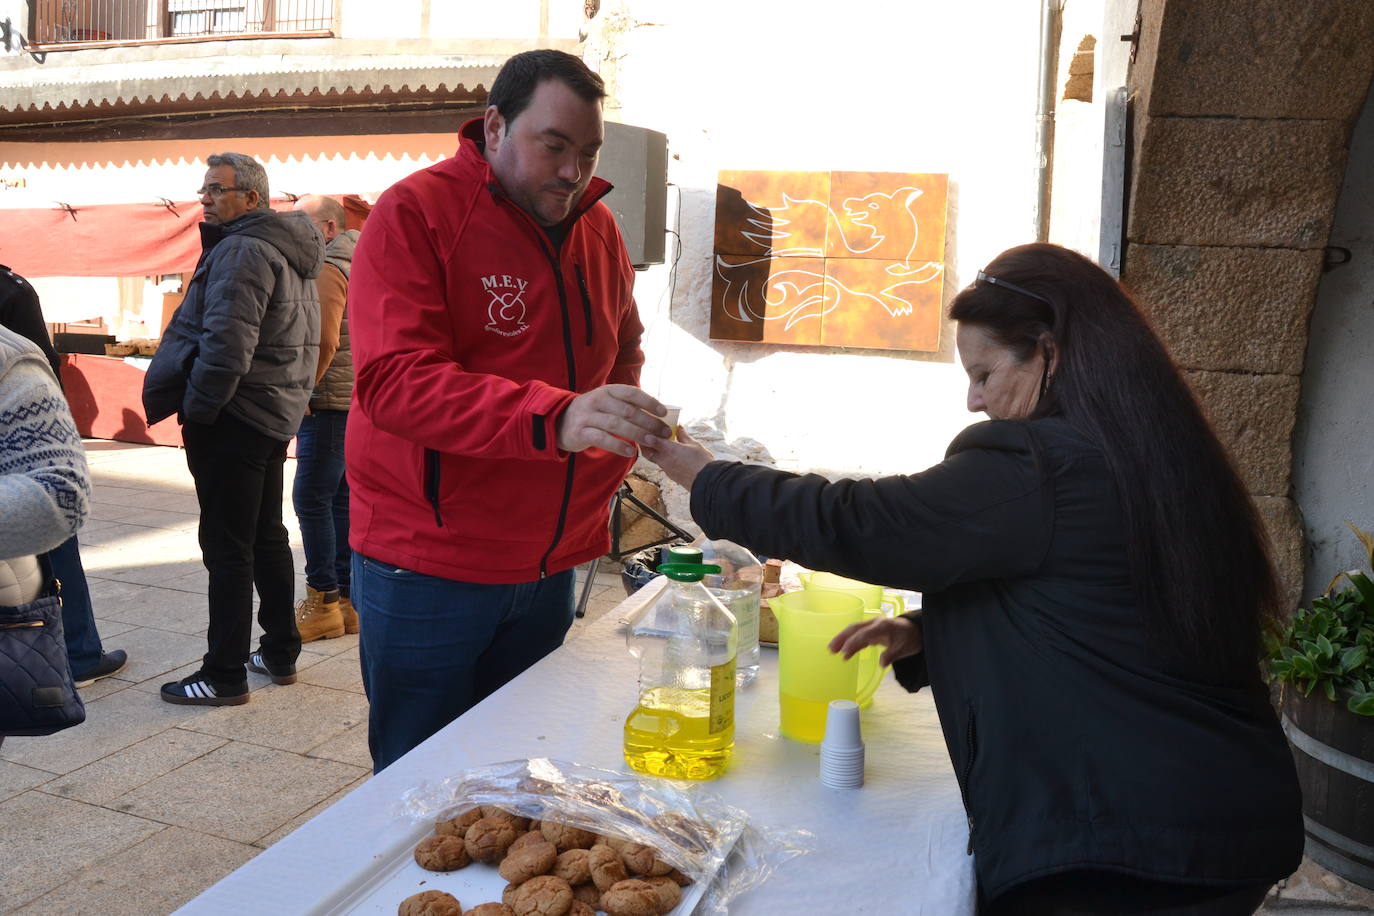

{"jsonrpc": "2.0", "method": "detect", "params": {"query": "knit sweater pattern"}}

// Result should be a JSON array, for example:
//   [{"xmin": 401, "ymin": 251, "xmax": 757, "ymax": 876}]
[{"xmin": 0, "ymin": 325, "xmax": 89, "ymax": 558}]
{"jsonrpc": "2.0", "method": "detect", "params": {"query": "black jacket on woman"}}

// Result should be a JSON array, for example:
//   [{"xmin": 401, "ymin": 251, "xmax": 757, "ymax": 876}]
[{"xmin": 690, "ymin": 416, "xmax": 1302, "ymax": 902}]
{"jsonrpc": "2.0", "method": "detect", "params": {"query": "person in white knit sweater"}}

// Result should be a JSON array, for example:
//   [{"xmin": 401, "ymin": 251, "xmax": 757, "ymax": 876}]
[{"xmin": 0, "ymin": 322, "xmax": 90, "ymax": 605}]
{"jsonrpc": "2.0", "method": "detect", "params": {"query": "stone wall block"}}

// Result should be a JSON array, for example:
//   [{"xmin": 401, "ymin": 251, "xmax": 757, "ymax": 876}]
[
  {"xmin": 1146, "ymin": 0, "xmax": 1374, "ymax": 121},
  {"xmin": 1122, "ymin": 244, "xmax": 1323, "ymax": 375},
  {"xmin": 1184, "ymin": 369, "xmax": 1299, "ymax": 497},
  {"xmin": 1255, "ymin": 495, "xmax": 1305, "ymax": 614},
  {"xmin": 1128, "ymin": 116, "xmax": 1349, "ymax": 248}
]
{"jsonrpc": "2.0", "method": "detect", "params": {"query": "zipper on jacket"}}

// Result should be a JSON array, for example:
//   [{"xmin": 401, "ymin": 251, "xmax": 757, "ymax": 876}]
[
  {"xmin": 423, "ymin": 448, "xmax": 444, "ymax": 528},
  {"xmin": 961, "ymin": 703, "xmax": 978, "ymax": 855},
  {"xmin": 488, "ymin": 181, "xmax": 606, "ymax": 576},
  {"xmin": 534, "ymin": 240, "xmax": 579, "ymax": 575},
  {"xmin": 574, "ymin": 263, "xmax": 594, "ymax": 346},
  {"xmin": 538, "ymin": 455, "xmax": 578, "ymax": 578}
]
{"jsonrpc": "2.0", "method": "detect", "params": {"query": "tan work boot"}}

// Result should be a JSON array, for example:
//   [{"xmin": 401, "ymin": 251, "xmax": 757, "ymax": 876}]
[
  {"xmin": 296, "ymin": 586, "xmax": 345, "ymax": 642},
  {"xmin": 339, "ymin": 595, "xmax": 359, "ymax": 634}
]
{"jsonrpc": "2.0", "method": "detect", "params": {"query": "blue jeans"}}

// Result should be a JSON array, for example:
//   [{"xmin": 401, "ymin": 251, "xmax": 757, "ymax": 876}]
[
  {"xmin": 292, "ymin": 410, "xmax": 350, "ymax": 595},
  {"xmin": 352, "ymin": 553, "xmax": 575, "ymax": 772},
  {"xmin": 49, "ymin": 535, "xmax": 103, "ymax": 675}
]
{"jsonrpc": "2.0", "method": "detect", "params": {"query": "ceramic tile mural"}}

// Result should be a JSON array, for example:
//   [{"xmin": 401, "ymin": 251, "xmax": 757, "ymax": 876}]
[{"xmin": 712, "ymin": 170, "xmax": 948, "ymax": 351}]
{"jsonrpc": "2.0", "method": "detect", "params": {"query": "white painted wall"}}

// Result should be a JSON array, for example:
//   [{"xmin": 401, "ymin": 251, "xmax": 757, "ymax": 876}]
[
  {"xmin": 338, "ymin": 0, "xmax": 422, "ymax": 39},
  {"xmin": 0, "ymin": 0, "xmax": 31, "ymax": 55},
  {"xmin": 427, "ymin": 0, "xmax": 582, "ymax": 41},
  {"xmin": 1292, "ymin": 86, "xmax": 1374, "ymax": 600},
  {"xmin": 592, "ymin": 0, "xmax": 1045, "ymax": 508}
]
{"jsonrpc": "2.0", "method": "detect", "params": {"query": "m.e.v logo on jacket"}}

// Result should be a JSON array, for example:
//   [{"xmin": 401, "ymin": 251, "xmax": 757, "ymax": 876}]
[{"xmin": 482, "ymin": 274, "xmax": 531, "ymax": 338}]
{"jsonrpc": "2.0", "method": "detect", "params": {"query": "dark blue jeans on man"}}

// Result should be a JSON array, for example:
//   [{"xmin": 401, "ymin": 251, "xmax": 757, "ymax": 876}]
[
  {"xmin": 352, "ymin": 553, "xmax": 575, "ymax": 772},
  {"xmin": 292, "ymin": 409, "xmax": 350, "ymax": 595}
]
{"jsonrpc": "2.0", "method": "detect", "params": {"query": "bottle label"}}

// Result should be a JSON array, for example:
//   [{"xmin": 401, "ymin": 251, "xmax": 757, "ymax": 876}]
[{"xmin": 708, "ymin": 659, "xmax": 736, "ymax": 734}]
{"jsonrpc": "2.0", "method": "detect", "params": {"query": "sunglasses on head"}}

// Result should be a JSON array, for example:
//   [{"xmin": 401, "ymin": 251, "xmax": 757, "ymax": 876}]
[{"xmin": 976, "ymin": 270, "xmax": 1053, "ymax": 307}]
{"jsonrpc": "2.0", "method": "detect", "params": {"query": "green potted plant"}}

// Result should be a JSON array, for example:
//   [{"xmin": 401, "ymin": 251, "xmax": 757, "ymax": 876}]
[
  {"xmin": 1269, "ymin": 521, "xmax": 1374, "ymax": 715},
  {"xmin": 1268, "ymin": 521, "xmax": 1374, "ymax": 890}
]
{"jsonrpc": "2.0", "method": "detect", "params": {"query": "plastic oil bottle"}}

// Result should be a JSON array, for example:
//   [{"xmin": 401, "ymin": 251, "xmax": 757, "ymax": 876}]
[{"xmin": 623, "ymin": 551, "xmax": 738, "ymax": 780}]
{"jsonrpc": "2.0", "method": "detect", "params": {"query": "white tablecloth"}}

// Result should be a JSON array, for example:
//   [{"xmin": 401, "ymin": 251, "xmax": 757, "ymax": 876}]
[{"xmin": 179, "ymin": 581, "xmax": 975, "ymax": 915}]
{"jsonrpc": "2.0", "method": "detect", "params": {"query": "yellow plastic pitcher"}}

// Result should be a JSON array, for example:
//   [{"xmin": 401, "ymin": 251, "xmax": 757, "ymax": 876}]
[
  {"xmin": 771, "ymin": 589, "xmax": 886, "ymax": 743},
  {"xmin": 798, "ymin": 571, "xmax": 905, "ymax": 616}
]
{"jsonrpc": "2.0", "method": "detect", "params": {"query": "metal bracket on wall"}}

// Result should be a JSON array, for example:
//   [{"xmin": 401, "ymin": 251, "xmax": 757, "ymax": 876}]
[
  {"xmin": 1119, "ymin": 11, "xmax": 1141, "ymax": 65},
  {"xmin": 1323, "ymin": 247, "xmax": 1353, "ymax": 272}
]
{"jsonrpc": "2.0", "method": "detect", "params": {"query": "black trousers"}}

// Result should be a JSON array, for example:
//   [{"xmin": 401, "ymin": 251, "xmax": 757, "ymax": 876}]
[
  {"xmin": 984, "ymin": 872, "xmax": 1273, "ymax": 916},
  {"xmin": 183, "ymin": 412, "xmax": 300, "ymax": 686}
]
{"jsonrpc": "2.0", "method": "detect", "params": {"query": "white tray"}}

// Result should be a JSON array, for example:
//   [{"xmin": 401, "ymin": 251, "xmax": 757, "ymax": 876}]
[{"xmin": 307, "ymin": 817, "xmax": 740, "ymax": 916}]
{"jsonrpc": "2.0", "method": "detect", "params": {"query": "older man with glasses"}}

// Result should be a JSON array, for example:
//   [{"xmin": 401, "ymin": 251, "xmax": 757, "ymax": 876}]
[{"xmin": 142, "ymin": 152, "xmax": 323, "ymax": 706}]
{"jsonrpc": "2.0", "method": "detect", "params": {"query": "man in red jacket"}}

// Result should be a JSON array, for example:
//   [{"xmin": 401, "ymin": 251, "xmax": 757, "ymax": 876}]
[{"xmin": 347, "ymin": 49, "xmax": 669, "ymax": 771}]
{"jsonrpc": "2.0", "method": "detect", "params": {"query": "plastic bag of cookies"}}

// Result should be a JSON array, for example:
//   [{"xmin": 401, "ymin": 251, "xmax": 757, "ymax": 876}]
[{"xmin": 395, "ymin": 758, "xmax": 804, "ymax": 916}]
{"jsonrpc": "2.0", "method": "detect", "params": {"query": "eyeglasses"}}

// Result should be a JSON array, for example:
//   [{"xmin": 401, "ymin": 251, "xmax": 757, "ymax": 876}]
[
  {"xmin": 197, "ymin": 183, "xmax": 248, "ymax": 198},
  {"xmin": 976, "ymin": 270, "xmax": 1053, "ymax": 307}
]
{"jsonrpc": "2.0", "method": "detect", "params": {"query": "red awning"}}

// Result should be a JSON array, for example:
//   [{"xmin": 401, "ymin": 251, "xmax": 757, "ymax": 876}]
[{"xmin": 0, "ymin": 195, "xmax": 372, "ymax": 278}]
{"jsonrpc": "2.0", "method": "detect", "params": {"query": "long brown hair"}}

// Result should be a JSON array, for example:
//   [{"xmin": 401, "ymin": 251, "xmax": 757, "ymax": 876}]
[{"xmin": 950, "ymin": 243, "xmax": 1278, "ymax": 681}]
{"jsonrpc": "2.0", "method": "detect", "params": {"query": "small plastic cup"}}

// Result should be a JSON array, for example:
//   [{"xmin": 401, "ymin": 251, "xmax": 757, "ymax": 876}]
[
  {"xmin": 822, "ymin": 699, "xmax": 863, "ymax": 749},
  {"xmin": 661, "ymin": 405, "xmax": 681, "ymax": 441}
]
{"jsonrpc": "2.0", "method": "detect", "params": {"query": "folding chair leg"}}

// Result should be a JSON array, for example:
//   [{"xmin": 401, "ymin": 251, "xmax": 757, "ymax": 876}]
[{"xmin": 574, "ymin": 556, "xmax": 600, "ymax": 619}]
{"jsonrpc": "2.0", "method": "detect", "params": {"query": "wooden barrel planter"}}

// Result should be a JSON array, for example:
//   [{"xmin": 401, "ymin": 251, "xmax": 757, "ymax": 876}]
[{"xmin": 1282, "ymin": 688, "xmax": 1374, "ymax": 889}]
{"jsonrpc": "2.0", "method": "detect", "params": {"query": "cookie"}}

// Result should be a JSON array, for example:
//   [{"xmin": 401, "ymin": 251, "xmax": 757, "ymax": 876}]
[
  {"xmin": 508, "ymin": 830, "xmax": 546, "ymax": 856},
  {"xmin": 570, "ymin": 883, "xmax": 600, "ymax": 910},
  {"xmin": 436, "ymin": 808, "xmax": 483, "ymax": 838},
  {"xmin": 464, "ymin": 905, "xmax": 515, "ymax": 916},
  {"xmin": 587, "ymin": 843, "xmax": 629, "ymax": 892},
  {"xmin": 600, "ymin": 878, "xmax": 660, "ymax": 916},
  {"xmin": 481, "ymin": 806, "xmax": 532, "ymax": 832},
  {"xmin": 510, "ymin": 874, "xmax": 574, "ymax": 916},
  {"xmin": 399, "ymin": 889, "xmax": 463, "ymax": 916},
  {"xmin": 414, "ymin": 835, "xmax": 472, "ymax": 872},
  {"xmin": 551, "ymin": 848, "xmax": 591, "ymax": 885},
  {"xmin": 465, "ymin": 816, "xmax": 521, "ymax": 864},
  {"xmin": 540, "ymin": 820, "xmax": 598, "ymax": 852},
  {"xmin": 498, "ymin": 838, "xmax": 557, "ymax": 883},
  {"xmin": 642, "ymin": 875, "xmax": 683, "ymax": 913},
  {"xmin": 620, "ymin": 843, "xmax": 672, "ymax": 877}
]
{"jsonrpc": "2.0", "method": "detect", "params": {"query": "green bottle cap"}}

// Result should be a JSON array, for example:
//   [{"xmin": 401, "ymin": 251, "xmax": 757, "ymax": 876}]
[{"xmin": 658, "ymin": 563, "xmax": 721, "ymax": 582}]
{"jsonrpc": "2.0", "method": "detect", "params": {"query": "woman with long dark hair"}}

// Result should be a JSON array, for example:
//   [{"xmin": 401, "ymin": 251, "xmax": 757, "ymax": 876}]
[{"xmin": 644, "ymin": 243, "xmax": 1302, "ymax": 914}]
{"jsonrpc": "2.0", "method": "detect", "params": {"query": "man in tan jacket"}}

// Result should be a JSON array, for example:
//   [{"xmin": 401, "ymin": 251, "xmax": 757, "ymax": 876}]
[{"xmin": 287, "ymin": 194, "xmax": 359, "ymax": 642}]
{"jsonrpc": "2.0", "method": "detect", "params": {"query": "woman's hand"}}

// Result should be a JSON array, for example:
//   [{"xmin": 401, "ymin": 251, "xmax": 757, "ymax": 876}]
[
  {"xmin": 828, "ymin": 616, "xmax": 923, "ymax": 668},
  {"xmin": 641, "ymin": 427, "xmax": 715, "ymax": 491}
]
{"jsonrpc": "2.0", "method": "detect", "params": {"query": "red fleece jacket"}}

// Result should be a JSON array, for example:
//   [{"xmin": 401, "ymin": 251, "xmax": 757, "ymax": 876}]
[{"xmin": 345, "ymin": 119, "xmax": 644, "ymax": 583}]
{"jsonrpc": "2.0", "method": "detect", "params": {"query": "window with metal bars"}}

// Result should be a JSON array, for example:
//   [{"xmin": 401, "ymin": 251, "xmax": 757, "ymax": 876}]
[{"xmin": 30, "ymin": 0, "xmax": 335, "ymax": 45}]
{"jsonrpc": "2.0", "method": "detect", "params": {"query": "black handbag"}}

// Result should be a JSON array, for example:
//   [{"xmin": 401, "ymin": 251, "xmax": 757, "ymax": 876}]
[{"xmin": 0, "ymin": 554, "xmax": 86, "ymax": 736}]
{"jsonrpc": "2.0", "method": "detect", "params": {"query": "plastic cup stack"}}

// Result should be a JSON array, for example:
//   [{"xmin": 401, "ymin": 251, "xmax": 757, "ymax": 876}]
[{"xmin": 820, "ymin": 699, "xmax": 865, "ymax": 788}]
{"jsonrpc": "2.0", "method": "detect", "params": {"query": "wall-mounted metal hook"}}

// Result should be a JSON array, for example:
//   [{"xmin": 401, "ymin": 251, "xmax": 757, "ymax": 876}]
[
  {"xmin": 158, "ymin": 197, "xmax": 181, "ymax": 217},
  {"xmin": 54, "ymin": 202, "xmax": 79, "ymax": 221},
  {"xmin": 1322, "ymin": 246, "xmax": 1352, "ymax": 272}
]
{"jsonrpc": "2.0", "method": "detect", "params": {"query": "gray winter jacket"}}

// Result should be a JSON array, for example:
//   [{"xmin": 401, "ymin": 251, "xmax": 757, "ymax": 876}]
[{"xmin": 143, "ymin": 208, "xmax": 322, "ymax": 441}]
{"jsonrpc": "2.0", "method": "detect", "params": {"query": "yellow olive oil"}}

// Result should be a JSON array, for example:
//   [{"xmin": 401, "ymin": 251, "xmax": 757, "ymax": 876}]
[{"xmin": 624, "ymin": 665, "xmax": 735, "ymax": 780}]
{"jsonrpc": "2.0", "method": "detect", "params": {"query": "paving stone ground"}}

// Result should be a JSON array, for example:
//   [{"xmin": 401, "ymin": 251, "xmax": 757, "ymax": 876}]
[{"xmin": 0, "ymin": 440, "xmax": 633, "ymax": 914}]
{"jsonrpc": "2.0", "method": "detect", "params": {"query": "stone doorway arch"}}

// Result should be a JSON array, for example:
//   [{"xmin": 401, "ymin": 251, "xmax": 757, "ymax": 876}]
[{"xmin": 1118, "ymin": 0, "xmax": 1374, "ymax": 611}]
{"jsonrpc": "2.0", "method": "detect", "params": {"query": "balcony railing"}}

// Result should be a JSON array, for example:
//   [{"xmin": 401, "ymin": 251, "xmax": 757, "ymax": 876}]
[{"xmin": 32, "ymin": 0, "xmax": 336, "ymax": 45}]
